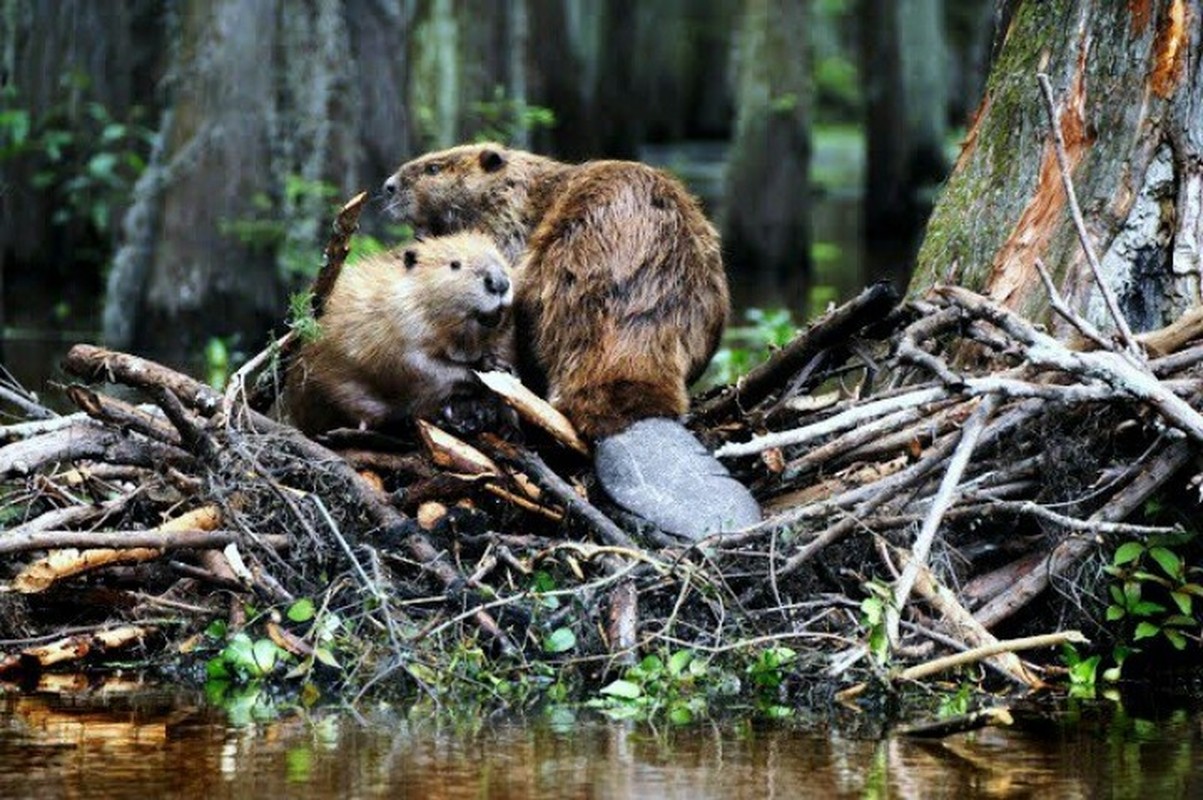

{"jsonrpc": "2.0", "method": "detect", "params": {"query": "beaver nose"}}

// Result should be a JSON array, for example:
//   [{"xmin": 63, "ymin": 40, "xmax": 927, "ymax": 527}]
[
  {"xmin": 383, "ymin": 175, "xmax": 398, "ymax": 196},
  {"xmin": 484, "ymin": 266, "xmax": 510, "ymax": 296}
]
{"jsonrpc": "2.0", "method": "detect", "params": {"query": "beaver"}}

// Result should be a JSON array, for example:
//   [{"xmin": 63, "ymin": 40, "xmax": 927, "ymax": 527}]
[
  {"xmin": 285, "ymin": 231, "xmax": 515, "ymax": 435},
  {"xmin": 383, "ymin": 144, "xmax": 760, "ymax": 539}
]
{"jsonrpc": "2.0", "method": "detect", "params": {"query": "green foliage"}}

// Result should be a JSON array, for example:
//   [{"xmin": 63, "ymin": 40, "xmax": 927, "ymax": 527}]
[
  {"xmin": 704, "ymin": 307, "xmax": 798, "ymax": 387},
  {"xmin": 204, "ymin": 337, "xmax": 231, "ymax": 389},
  {"xmin": 936, "ymin": 684, "xmax": 973, "ymax": 718},
  {"xmin": 288, "ymin": 291, "xmax": 322, "ymax": 343},
  {"xmin": 206, "ymin": 630, "xmax": 289, "ymax": 683},
  {"xmin": 1061, "ymin": 644, "xmax": 1102, "ymax": 699},
  {"xmin": 470, "ymin": 86, "xmax": 556, "ymax": 145},
  {"xmin": 588, "ymin": 646, "xmax": 797, "ymax": 724},
  {"xmin": 859, "ymin": 580, "xmax": 893, "ymax": 665},
  {"xmin": 0, "ymin": 75, "xmax": 154, "ymax": 240},
  {"xmin": 220, "ymin": 177, "xmax": 342, "ymax": 280},
  {"xmin": 588, "ymin": 650, "xmax": 715, "ymax": 725},
  {"xmin": 202, "ymin": 599, "xmax": 346, "ymax": 723},
  {"xmin": 1103, "ymin": 533, "xmax": 1202, "ymax": 656}
]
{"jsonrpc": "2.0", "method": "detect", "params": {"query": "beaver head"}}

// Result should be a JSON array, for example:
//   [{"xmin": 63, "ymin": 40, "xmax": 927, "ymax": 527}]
[
  {"xmin": 383, "ymin": 143, "xmax": 514, "ymax": 237},
  {"xmin": 398, "ymin": 231, "xmax": 514, "ymax": 339},
  {"xmin": 383, "ymin": 143, "xmax": 570, "ymax": 262}
]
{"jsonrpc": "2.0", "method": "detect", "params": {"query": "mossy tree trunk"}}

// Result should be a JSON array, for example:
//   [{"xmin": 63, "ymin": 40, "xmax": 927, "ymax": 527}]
[
  {"xmin": 103, "ymin": 0, "xmax": 421, "ymax": 362},
  {"xmin": 861, "ymin": 0, "xmax": 950, "ymax": 240},
  {"xmin": 911, "ymin": 0, "xmax": 1202, "ymax": 336},
  {"xmin": 722, "ymin": 0, "xmax": 812, "ymax": 307}
]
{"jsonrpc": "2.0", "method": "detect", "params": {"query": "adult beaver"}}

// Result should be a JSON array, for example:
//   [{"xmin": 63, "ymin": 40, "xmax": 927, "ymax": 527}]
[
  {"xmin": 384, "ymin": 144, "xmax": 760, "ymax": 539},
  {"xmin": 285, "ymin": 231, "xmax": 514, "ymax": 436}
]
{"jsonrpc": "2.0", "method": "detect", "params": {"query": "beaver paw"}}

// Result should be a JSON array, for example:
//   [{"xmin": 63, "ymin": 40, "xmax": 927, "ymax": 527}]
[{"xmin": 441, "ymin": 394, "xmax": 519, "ymax": 437}]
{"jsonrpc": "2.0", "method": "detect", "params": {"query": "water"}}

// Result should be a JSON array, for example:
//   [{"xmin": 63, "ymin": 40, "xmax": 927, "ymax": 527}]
[{"xmin": 2, "ymin": 685, "xmax": 1201, "ymax": 799}]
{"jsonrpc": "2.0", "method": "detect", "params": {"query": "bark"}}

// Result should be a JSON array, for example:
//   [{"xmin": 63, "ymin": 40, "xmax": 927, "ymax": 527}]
[
  {"xmin": 911, "ymin": 0, "xmax": 1203, "ymax": 337},
  {"xmin": 722, "ymin": 0, "xmax": 812, "ymax": 304},
  {"xmin": 103, "ymin": 0, "xmax": 410, "ymax": 361}
]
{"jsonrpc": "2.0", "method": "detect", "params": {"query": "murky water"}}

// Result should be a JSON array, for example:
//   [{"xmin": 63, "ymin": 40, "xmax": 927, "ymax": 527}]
[{"xmin": 2, "ymin": 682, "xmax": 1202, "ymax": 799}]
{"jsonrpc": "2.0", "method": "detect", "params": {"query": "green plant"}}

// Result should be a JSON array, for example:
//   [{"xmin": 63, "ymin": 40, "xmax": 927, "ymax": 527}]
[
  {"xmin": 747, "ymin": 646, "xmax": 797, "ymax": 718},
  {"xmin": 589, "ymin": 650, "xmax": 712, "ymax": 725},
  {"xmin": 1061, "ymin": 644, "xmax": 1101, "ymax": 698},
  {"xmin": 1, "ymin": 74, "xmax": 154, "ymax": 240},
  {"xmin": 1103, "ymin": 535, "xmax": 1203, "ymax": 653},
  {"xmin": 704, "ymin": 307, "xmax": 798, "ymax": 387},
  {"xmin": 470, "ymin": 86, "xmax": 556, "ymax": 145},
  {"xmin": 859, "ymin": 580, "xmax": 893, "ymax": 665}
]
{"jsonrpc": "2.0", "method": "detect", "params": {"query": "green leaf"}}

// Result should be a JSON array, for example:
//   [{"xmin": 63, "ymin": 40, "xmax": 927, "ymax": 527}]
[
  {"xmin": 543, "ymin": 627, "xmax": 577, "ymax": 654},
  {"xmin": 1113, "ymin": 542, "xmax": 1145, "ymax": 566},
  {"xmin": 668, "ymin": 705, "xmax": 694, "ymax": 726},
  {"xmin": 1170, "ymin": 591, "xmax": 1193, "ymax": 616},
  {"xmin": 1163, "ymin": 629, "xmax": 1188, "ymax": 650},
  {"xmin": 287, "ymin": 598, "xmax": 316, "ymax": 623},
  {"xmin": 313, "ymin": 647, "xmax": 340, "ymax": 668},
  {"xmin": 251, "ymin": 638, "xmax": 280, "ymax": 675},
  {"xmin": 668, "ymin": 649, "xmax": 693, "ymax": 677},
  {"xmin": 1105, "ymin": 604, "xmax": 1126, "ymax": 622},
  {"xmin": 599, "ymin": 679, "xmax": 643, "ymax": 700},
  {"xmin": 1134, "ymin": 622, "xmax": 1161, "ymax": 641},
  {"xmin": 1131, "ymin": 601, "xmax": 1167, "ymax": 617},
  {"xmin": 1149, "ymin": 546, "xmax": 1184, "ymax": 580},
  {"xmin": 1109, "ymin": 585, "xmax": 1125, "ymax": 605}
]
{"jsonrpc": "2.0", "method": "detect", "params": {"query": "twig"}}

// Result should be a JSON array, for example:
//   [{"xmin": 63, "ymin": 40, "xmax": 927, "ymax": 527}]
[
  {"xmin": 1033, "ymin": 257, "xmax": 1110, "ymax": 350},
  {"xmin": 887, "ymin": 395, "xmax": 998, "ymax": 647},
  {"xmin": 0, "ymin": 529, "xmax": 288, "ymax": 556},
  {"xmin": 897, "ymin": 630, "xmax": 1087, "ymax": 682},
  {"xmin": 1036, "ymin": 72, "xmax": 1138, "ymax": 355},
  {"xmin": 693, "ymin": 282, "xmax": 899, "ymax": 425},
  {"xmin": 481, "ymin": 436, "xmax": 637, "ymax": 550},
  {"xmin": 895, "ymin": 707, "xmax": 1014, "ymax": 738}
]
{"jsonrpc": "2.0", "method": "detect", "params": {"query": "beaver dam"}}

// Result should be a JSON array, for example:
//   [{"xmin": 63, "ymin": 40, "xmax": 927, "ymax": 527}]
[{"xmin": 2, "ymin": 193, "xmax": 1203, "ymax": 730}]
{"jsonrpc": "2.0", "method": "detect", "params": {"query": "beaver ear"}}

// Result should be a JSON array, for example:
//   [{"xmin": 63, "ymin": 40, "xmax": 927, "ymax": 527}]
[
  {"xmin": 479, "ymin": 148, "xmax": 505, "ymax": 173},
  {"xmin": 403, "ymin": 249, "xmax": 418, "ymax": 269}
]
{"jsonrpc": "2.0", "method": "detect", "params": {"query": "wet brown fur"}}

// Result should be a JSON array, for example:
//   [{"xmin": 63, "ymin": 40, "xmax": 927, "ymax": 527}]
[
  {"xmin": 285, "ymin": 231, "xmax": 514, "ymax": 435},
  {"xmin": 385, "ymin": 144, "xmax": 729, "ymax": 439}
]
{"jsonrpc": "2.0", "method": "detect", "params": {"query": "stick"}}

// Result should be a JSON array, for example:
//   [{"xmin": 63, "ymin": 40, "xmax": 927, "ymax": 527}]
[
  {"xmin": 1036, "ymin": 72, "xmax": 1138, "ymax": 355},
  {"xmin": 693, "ymin": 282, "xmax": 898, "ymax": 425},
  {"xmin": 0, "ymin": 529, "xmax": 289, "ymax": 556},
  {"xmin": 895, "ymin": 707, "xmax": 1014, "ymax": 738},
  {"xmin": 887, "ymin": 395, "xmax": 997, "ymax": 647},
  {"xmin": 974, "ymin": 437, "xmax": 1193, "ymax": 628},
  {"xmin": 897, "ymin": 630, "xmax": 1087, "ymax": 682},
  {"xmin": 482, "ymin": 436, "xmax": 638, "ymax": 550}
]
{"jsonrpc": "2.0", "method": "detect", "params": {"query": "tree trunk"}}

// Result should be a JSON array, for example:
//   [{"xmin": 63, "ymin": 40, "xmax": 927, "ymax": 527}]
[
  {"xmin": 861, "ymin": 0, "xmax": 950, "ymax": 240},
  {"xmin": 910, "ymin": 0, "xmax": 1202, "ymax": 337},
  {"xmin": 722, "ymin": 0, "xmax": 812, "ymax": 308}
]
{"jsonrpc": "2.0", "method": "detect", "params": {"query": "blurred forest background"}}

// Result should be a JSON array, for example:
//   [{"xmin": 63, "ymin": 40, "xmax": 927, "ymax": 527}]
[{"xmin": 0, "ymin": 0, "xmax": 1002, "ymax": 386}]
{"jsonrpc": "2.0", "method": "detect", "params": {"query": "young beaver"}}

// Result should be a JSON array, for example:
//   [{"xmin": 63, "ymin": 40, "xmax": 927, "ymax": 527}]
[
  {"xmin": 285, "ymin": 231, "xmax": 514, "ymax": 435},
  {"xmin": 384, "ymin": 144, "xmax": 760, "ymax": 539},
  {"xmin": 383, "ymin": 143, "xmax": 728, "ymax": 440}
]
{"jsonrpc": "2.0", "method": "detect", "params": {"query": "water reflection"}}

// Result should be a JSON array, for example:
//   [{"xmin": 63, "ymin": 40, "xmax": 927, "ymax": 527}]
[{"xmin": 3, "ymin": 682, "xmax": 1202, "ymax": 800}]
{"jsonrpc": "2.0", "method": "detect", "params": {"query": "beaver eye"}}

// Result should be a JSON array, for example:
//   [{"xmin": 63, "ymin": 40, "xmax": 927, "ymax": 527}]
[
  {"xmin": 424, "ymin": 163, "xmax": 441, "ymax": 176},
  {"xmin": 449, "ymin": 260, "xmax": 462, "ymax": 271}
]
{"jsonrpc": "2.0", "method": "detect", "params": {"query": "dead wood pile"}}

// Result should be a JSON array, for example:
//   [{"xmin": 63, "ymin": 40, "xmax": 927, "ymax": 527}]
[{"xmin": 2, "ymin": 194, "xmax": 1202, "ymax": 704}]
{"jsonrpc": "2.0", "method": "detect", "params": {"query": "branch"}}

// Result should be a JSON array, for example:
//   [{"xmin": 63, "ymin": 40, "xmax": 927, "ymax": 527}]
[
  {"xmin": 693, "ymin": 282, "xmax": 898, "ymax": 425},
  {"xmin": 887, "ymin": 395, "xmax": 998, "ymax": 647},
  {"xmin": 1036, "ymin": 72, "xmax": 1138, "ymax": 355}
]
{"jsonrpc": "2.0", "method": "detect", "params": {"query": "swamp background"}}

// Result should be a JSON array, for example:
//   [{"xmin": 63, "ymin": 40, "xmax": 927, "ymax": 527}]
[
  {"xmin": 0, "ymin": 0, "xmax": 991, "ymax": 386},
  {"xmin": 4, "ymin": 3, "xmax": 1203, "ymax": 798}
]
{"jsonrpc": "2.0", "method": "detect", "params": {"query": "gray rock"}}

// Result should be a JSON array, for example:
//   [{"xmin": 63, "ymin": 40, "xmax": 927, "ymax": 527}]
[{"xmin": 594, "ymin": 418, "xmax": 761, "ymax": 540}]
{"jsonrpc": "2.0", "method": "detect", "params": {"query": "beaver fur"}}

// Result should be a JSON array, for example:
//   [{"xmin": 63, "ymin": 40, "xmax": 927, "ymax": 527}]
[
  {"xmin": 285, "ymin": 231, "xmax": 514, "ymax": 435},
  {"xmin": 383, "ymin": 143, "xmax": 729, "ymax": 440}
]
